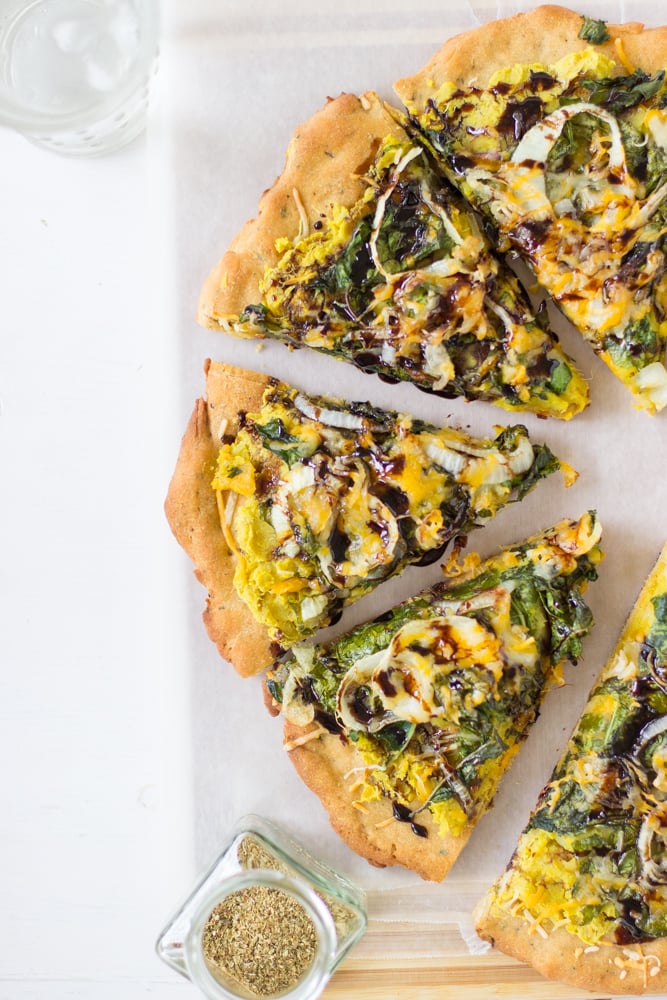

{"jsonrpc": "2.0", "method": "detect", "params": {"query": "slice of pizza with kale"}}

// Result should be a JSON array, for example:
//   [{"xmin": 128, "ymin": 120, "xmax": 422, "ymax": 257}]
[
  {"xmin": 475, "ymin": 542, "xmax": 667, "ymax": 995},
  {"xmin": 165, "ymin": 362, "xmax": 571, "ymax": 678},
  {"xmin": 396, "ymin": 7, "xmax": 667, "ymax": 413},
  {"xmin": 198, "ymin": 91, "xmax": 588, "ymax": 419},
  {"xmin": 266, "ymin": 513, "xmax": 602, "ymax": 881}
]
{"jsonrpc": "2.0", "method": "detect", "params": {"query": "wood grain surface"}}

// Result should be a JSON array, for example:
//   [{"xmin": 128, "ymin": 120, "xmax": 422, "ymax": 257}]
[{"xmin": 327, "ymin": 954, "xmax": 610, "ymax": 1000}]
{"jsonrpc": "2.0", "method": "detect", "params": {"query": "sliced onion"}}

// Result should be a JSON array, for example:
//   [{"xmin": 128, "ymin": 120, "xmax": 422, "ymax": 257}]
[
  {"xmin": 486, "ymin": 297, "xmax": 517, "ymax": 335},
  {"xmin": 505, "ymin": 435, "xmax": 535, "ymax": 475},
  {"xmin": 294, "ymin": 393, "xmax": 366, "ymax": 429},
  {"xmin": 369, "ymin": 145, "xmax": 424, "ymax": 279},
  {"xmin": 633, "ymin": 361, "xmax": 667, "ymax": 413},
  {"xmin": 511, "ymin": 103, "xmax": 627, "ymax": 175},
  {"xmin": 421, "ymin": 184, "xmax": 465, "ymax": 247},
  {"xmin": 632, "ymin": 716, "xmax": 667, "ymax": 757},
  {"xmin": 637, "ymin": 808, "xmax": 667, "ymax": 885},
  {"xmin": 423, "ymin": 441, "xmax": 467, "ymax": 476}
]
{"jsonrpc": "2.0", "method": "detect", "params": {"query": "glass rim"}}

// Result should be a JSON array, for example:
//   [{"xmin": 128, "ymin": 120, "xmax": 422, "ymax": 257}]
[
  {"xmin": 183, "ymin": 868, "xmax": 339, "ymax": 1000},
  {"xmin": 0, "ymin": 0, "xmax": 160, "ymax": 133}
]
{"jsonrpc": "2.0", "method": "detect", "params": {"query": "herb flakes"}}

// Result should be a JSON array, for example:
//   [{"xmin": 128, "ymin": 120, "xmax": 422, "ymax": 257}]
[
  {"xmin": 202, "ymin": 885, "xmax": 317, "ymax": 997},
  {"xmin": 578, "ymin": 16, "xmax": 610, "ymax": 44}
]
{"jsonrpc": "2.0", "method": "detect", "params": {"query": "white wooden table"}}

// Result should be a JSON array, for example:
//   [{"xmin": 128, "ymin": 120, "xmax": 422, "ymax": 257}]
[
  {"xmin": 4, "ymin": 3, "xmax": 666, "ymax": 999},
  {"xmin": 0, "ymin": 77, "xmax": 196, "ymax": 997}
]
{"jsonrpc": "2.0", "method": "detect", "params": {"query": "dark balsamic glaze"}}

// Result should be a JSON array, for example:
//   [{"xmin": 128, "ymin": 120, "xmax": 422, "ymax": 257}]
[{"xmin": 497, "ymin": 96, "xmax": 544, "ymax": 141}]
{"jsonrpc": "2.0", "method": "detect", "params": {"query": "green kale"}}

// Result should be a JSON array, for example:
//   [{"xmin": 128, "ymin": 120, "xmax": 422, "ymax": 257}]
[
  {"xmin": 319, "ymin": 217, "xmax": 380, "ymax": 299},
  {"xmin": 579, "ymin": 70, "xmax": 666, "ymax": 115},
  {"xmin": 605, "ymin": 315, "xmax": 662, "ymax": 371},
  {"xmin": 548, "ymin": 361, "xmax": 573, "ymax": 395},
  {"xmin": 374, "ymin": 721, "xmax": 416, "ymax": 753},
  {"xmin": 645, "ymin": 135, "xmax": 667, "ymax": 194},
  {"xmin": 578, "ymin": 15, "xmax": 609, "ymax": 44},
  {"xmin": 331, "ymin": 598, "xmax": 431, "ymax": 670},
  {"xmin": 509, "ymin": 577, "xmax": 549, "ymax": 653},
  {"xmin": 511, "ymin": 442, "xmax": 561, "ymax": 501},
  {"xmin": 575, "ymin": 676, "xmax": 638, "ymax": 753},
  {"xmin": 457, "ymin": 732, "xmax": 508, "ymax": 786},
  {"xmin": 530, "ymin": 776, "xmax": 598, "ymax": 835},
  {"xmin": 253, "ymin": 418, "xmax": 306, "ymax": 466},
  {"xmin": 548, "ymin": 110, "xmax": 600, "ymax": 172},
  {"xmin": 239, "ymin": 302, "xmax": 270, "ymax": 325},
  {"xmin": 537, "ymin": 578, "xmax": 594, "ymax": 663},
  {"xmin": 647, "ymin": 591, "xmax": 667, "ymax": 663},
  {"xmin": 375, "ymin": 180, "xmax": 455, "ymax": 273}
]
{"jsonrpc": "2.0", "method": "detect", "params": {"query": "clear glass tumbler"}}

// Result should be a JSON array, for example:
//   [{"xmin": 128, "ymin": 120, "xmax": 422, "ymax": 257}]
[{"xmin": 0, "ymin": 0, "xmax": 159, "ymax": 155}]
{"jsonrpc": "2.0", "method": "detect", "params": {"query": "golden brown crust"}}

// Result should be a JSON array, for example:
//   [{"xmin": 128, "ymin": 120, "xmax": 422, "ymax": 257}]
[
  {"xmin": 474, "ymin": 895, "xmax": 667, "ymax": 995},
  {"xmin": 283, "ymin": 719, "xmax": 469, "ymax": 882},
  {"xmin": 164, "ymin": 361, "xmax": 275, "ymax": 677},
  {"xmin": 197, "ymin": 91, "xmax": 407, "ymax": 329},
  {"xmin": 394, "ymin": 5, "xmax": 667, "ymax": 106}
]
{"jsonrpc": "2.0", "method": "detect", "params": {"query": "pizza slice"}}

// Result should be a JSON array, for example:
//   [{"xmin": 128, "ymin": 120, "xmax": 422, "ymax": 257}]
[
  {"xmin": 165, "ymin": 361, "xmax": 571, "ymax": 677},
  {"xmin": 395, "ymin": 6, "xmax": 667, "ymax": 413},
  {"xmin": 198, "ymin": 91, "xmax": 588, "ymax": 419},
  {"xmin": 265, "ymin": 513, "xmax": 602, "ymax": 882},
  {"xmin": 475, "ymin": 543, "xmax": 667, "ymax": 995}
]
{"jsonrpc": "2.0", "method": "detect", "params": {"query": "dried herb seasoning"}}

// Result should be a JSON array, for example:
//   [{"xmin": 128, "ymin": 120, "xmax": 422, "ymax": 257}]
[
  {"xmin": 236, "ymin": 835, "xmax": 356, "ymax": 942},
  {"xmin": 202, "ymin": 884, "xmax": 317, "ymax": 997}
]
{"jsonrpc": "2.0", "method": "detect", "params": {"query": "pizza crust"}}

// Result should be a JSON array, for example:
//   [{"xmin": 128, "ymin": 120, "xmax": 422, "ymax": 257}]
[
  {"xmin": 395, "ymin": 5, "xmax": 667, "ymax": 105},
  {"xmin": 474, "ymin": 895, "xmax": 667, "ymax": 995},
  {"xmin": 282, "ymin": 718, "xmax": 470, "ymax": 883},
  {"xmin": 164, "ymin": 360, "xmax": 277, "ymax": 677},
  {"xmin": 197, "ymin": 91, "xmax": 407, "ymax": 329}
]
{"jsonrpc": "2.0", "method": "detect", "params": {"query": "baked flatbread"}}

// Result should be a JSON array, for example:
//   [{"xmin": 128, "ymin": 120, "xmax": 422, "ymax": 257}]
[
  {"xmin": 267, "ymin": 514, "xmax": 602, "ymax": 881},
  {"xmin": 395, "ymin": 6, "xmax": 667, "ymax": 413},
  {"xmin": 165, "ymin": 361, "xmax": 570, "ymax": 677},
  {"xmin": 198, "ymin": 90, "xmax": 588, "ymax": 419},
  {"xmin": 475, "ymin": 543, "xmax": 667, "ymax": 994}
]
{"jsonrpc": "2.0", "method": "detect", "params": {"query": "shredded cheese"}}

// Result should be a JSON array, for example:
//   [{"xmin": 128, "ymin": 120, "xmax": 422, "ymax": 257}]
[
  {"xmin": 292, "ymin": 187, "xmax": 309, "ymax": 240},
  {"xmin": 215, "ymin": 490, "xmax": 242, "ymax": 556},
  {"xmin": 614, "ymin": 36, "xmax": 636, "ymax": 74},
  {"xmin": 351, "ymin": 800, "xmax": 370, "ymax": 814},
  {"xmin": 283, "ymin": 725, "xmax": 327, "ymax": 752}
]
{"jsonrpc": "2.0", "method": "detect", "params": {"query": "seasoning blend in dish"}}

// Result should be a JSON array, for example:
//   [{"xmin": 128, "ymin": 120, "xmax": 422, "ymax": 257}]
[{"xmin": 156, "ymin": 816, "xmax": 367, "ymax": 1000}]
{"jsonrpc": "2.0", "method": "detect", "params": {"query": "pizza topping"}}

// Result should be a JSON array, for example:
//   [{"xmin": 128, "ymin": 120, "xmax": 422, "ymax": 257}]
[
  {"xmin": 491, "ymin": 578, "xmax": 667, "ymax": 947},
  {"xmin": 578, "ymin": 16, "xmax": 610, "ymax": 45},
  {"xmin": 412, "ymin": 51, "xmax": 667, "ymax": 411},
  {"xmin": 212, "ymin": 382, "xmax": 565, "ymax": 645},
  {"xmin": 268, "ymin": 514, "xmax": 602, "ymax": 840},
  {"xmin": 336, "ymin": 614, "xmax": 512, "ymax": 731},
  {"xmin": 227, "ymin": 118, "xmax": 588, "ymax": 418}
]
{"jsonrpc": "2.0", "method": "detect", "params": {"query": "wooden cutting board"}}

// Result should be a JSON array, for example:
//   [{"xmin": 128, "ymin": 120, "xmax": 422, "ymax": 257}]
[
  {"xmin": 327, "ymin": 952, "xmax": 611, "ymax": 999},
  {"xmin": 325, "ymin": 920, "xmax": 611, "ymax": 1000}
]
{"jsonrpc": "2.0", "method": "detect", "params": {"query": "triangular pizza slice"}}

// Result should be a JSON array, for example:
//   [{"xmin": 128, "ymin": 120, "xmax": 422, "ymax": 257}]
[
  {"xmin": 396, "ymin": 6, "xmax": 667, "ymax": 413},
  {"xmin": 266, "ymin": 513, "xmax": 602, "ymax": 881},
  {"xmin": 475, "ymin": 543, "xmax": 667, "ymax": 994},
  {"xmin": 165, "ymin": 362, "xmax": 570, "ymax": 677},
  {"xmin": 198, "ymin": 91, "xmax": 588, "ymax": 419}
]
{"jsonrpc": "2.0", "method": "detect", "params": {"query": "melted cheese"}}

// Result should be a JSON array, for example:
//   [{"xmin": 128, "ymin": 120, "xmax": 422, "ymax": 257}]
[
  {"xmin": 336, "ymin": 612, "xmax": 518, "ymax": 731},
  {"xmin": 488, "ymin": 544, "xmax": 667, "ymax": 947},
  {"xmin": 214, "ymin": 385, "xmax": 558, "ymax": 643},
  {"xmin": 230, "ymin": 130, "xmax": 589, "ymax": 419},
  {"xmin": 422, "ymin": 51, "xmax": 667, "ymax": 412}
]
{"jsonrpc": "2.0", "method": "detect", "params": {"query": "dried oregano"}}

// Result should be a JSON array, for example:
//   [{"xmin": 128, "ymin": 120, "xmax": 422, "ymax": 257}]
[
  {"xmin": 202, "ymin": 884, "xmax": 317, "ymax": 996},
  {"xmin": 237, "ymin": 835, "xmax": 356, "ymax": 941}
]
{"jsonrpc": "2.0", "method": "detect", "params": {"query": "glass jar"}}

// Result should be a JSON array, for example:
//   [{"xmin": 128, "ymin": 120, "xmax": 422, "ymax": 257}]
[{"xmin": 156, "ymin": 815, "xmax": 368, "ymax": 1000}]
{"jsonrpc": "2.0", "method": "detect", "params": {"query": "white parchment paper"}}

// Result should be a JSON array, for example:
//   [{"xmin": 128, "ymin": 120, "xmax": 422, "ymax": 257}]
[{"xmin": 156, "ymin": 0, "xmax": 667, "ymax": 963}]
